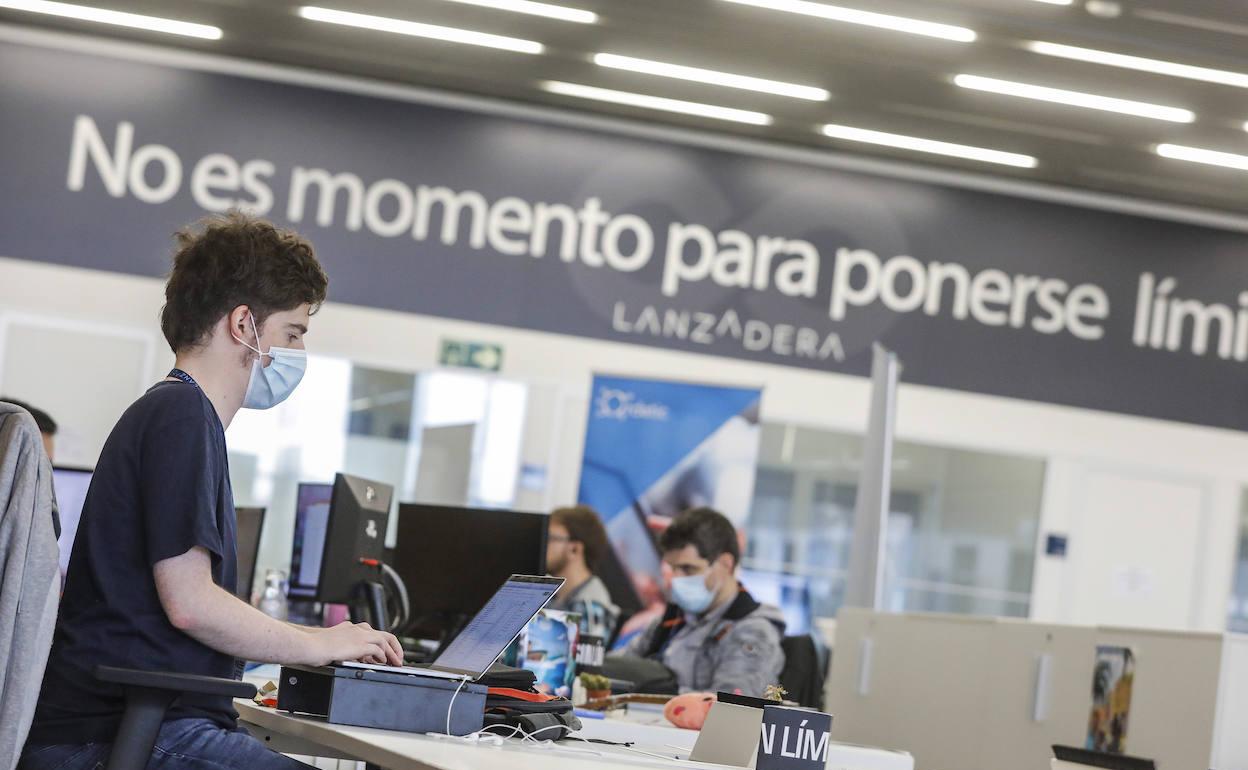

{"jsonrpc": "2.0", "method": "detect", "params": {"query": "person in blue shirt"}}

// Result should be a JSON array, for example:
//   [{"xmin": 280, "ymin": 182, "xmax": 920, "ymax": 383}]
[{"xmin": 21, "ymin": 213, "xmax": 403, "ymax": 770}]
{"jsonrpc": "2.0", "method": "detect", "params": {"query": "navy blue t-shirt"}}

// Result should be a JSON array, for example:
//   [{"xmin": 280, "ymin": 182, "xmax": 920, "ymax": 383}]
[{"xmin": 28, "ymin": 380, "xmax": 240, "ymax": 744}]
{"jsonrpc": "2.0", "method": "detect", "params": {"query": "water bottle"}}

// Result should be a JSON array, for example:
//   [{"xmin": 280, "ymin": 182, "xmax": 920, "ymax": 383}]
[{"xmin": 258, "ymin": 569, "xmax": 289, "ymax": 621}]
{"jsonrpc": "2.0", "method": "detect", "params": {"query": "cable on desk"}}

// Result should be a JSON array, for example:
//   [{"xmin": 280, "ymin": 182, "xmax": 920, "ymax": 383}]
[
  {"xmin": 569, "ymin": 737, "xmax": 636, "ymax": 748},
  {"xmin": 446, "ymin": 677, "xmax": 468, "ymax": 736}
]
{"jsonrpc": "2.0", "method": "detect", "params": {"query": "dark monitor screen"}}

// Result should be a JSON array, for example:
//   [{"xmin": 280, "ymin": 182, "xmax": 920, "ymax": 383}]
[
  {"xmin": 52, "ymin": 466, "xmax": 92, "ymax": 577},
  {"xmin": 316, "ymin": 473, "xmax": 393, "ymax": 604},
  {"xmin": 234, "ymin": 507, "xmax": 266, "ymax": 601},
  {"xmin": 1052, "ymin": 746, "xmax": 1155, "ymax": 770},
  {"xmin": 289, "ymin": 483, "xmax": 333, "ymax": 599},
  {"xmin": 391, "ymin": 503, "xmax": 548, "ymax": 634}
]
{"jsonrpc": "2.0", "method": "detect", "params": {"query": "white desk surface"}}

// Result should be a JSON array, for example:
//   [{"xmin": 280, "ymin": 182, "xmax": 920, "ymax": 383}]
[
  {"xmin": 237, "ymin": 700, "xmax": 722, "ymax": 770},
  {"xmin": 237, "ymin": 700, "xmax": 913, "ymax": 770}
]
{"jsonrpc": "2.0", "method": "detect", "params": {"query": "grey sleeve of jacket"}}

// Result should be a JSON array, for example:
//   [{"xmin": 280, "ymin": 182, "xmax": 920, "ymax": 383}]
[
  {"xmin": 709, "ymin": 618, "xmax": 785, "ymax": 698},
  {"xmin": 0, "ymin": 405, "xmax": 61, "ymax": 769},
  {"xmin": 621, "ymin": 617, "xmax": 660, "ymax": 658}
]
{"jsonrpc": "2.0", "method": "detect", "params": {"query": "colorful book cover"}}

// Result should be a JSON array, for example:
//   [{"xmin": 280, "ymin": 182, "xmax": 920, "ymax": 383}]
[
  {"xmin": 517, "ymin": 609, "xmax": 581, "ymax": 698},
  {"xmin": 1086, "ymin": 645, "xmax": 1134, "ymax": 753}
]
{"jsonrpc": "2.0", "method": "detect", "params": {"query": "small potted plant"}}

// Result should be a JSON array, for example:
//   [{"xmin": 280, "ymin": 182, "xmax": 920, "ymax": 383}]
[{"xmin": 579, "ymin": 673, "xmax": 611, "ymax": 701}]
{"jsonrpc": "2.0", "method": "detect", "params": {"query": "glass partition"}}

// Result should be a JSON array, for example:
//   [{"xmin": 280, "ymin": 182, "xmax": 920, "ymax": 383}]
[
  {"xmin": 227, "ymin": 355, "xmax": 532, "ymax": 576},
  {"xmin": 743, "ymin": 423, "xmax": 1045, "ymax": 620},
  {"xmin": 1228, "ymin": 490, "xmax": 1248, "ymax": 633}
]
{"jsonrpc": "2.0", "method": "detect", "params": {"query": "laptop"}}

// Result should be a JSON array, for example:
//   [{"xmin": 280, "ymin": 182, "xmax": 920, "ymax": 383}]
[{"xmin": 340, "ymin": 574, "xmax": 564, "ymax": 682}]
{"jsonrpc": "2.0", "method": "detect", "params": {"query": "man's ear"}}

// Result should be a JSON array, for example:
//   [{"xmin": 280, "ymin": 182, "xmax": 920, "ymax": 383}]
[
  {"xmin": 229, "ymin": 305, "xmax": 253, "ymax": 339},
  {"xmin": 716, "ymin": 552, "xmax": 736, "ymax": 574}
]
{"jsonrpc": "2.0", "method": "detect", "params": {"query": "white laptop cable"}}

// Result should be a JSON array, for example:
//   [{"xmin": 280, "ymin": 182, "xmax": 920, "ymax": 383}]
[{"xmin": 446, "ymin": 676, "xmax": 470, "ymax": 735}]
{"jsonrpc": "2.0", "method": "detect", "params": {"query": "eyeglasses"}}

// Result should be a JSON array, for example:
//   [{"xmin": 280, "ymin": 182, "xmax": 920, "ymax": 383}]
[{"xmin": 548, "ymin": 535, "xmax": 571, "ymax": 545}]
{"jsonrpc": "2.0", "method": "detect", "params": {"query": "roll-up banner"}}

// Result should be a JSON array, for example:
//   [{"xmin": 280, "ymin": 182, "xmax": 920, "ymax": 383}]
[{"xmin": 578, "ymin": 375, "xmax": 762, "ymax": 616}]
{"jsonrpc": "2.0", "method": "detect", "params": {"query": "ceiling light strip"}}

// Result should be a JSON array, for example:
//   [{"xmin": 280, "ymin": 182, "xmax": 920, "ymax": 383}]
[
  {"xmin": 298, "ymin": 6, "xmax": 543, "ymax": 54},
  {"xmin": 821, "ymin": 123, "xmax": 1037, "ymax": 168},
  {"xmin": 1155, "ymin": 143, "xmax": 1248, "ymax": 172},
  {"xmin": 954, "ymin": 74, "xmax": 1194, "ymax": 123},
  {"xmin": 594, "ymin": 53, "xmax": 829, "ymax": 101},
  {"xmin": 0, "ymin": 0, "xmax": 221, "ymax": 39},
  {"xmin": 1028, "ymin": 41, "xmax": 1248, "ymax": 89},
  {"xmin": 721, "ymin": 0, "xmax": 975, "ymax": 42},
  {"xmin": 438, "ymin": 0, "xmax": 596, "ymax": 24},
  {"xmin": 542, "ymin": 81, "xmax": 773, "ymax": 125}
]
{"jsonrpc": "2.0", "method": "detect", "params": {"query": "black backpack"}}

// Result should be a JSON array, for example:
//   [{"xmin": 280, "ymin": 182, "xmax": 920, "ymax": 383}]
[{"xmin": 476, "ymin": 665, "xmax": 582, "ymax": 741}]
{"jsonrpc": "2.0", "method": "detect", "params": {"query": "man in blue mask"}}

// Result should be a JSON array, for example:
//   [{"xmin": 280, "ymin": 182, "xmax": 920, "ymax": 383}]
[
  {"xmin": 22, "ymin": 213, "xmax": 403, "ymax": 770},
  {"xmin": 621, "ymin": 508, "xmax": 785, "ymax": 697}
]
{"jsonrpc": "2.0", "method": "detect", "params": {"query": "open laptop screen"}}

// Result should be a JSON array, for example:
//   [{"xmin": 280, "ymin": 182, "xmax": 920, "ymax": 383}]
[{"xmin": 432, "ymin": 575, "xmax": 563, "ymax": 678}]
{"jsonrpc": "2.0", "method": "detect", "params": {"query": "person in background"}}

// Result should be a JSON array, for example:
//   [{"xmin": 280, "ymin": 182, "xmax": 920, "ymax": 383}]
[
  {"xmin": 546, "ymin": 505, "xmax": 621, "ymax": 641},
  {"xmin": 1, "ymin": 397, "xmax": 57, "ymax": 462},
  {"xmin": 21, "ymin": 213, "xmax": 403, "ymax": 770},
  {"xmin": 2, "ymin": 397, "xmax": 62, "ymax": 540},
  {"xmin": 621, "ymin": 507, "xmax": 785, "ymax": 697}
]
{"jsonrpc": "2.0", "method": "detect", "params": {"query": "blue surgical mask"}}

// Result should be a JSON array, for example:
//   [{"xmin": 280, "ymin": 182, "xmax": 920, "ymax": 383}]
[
  {"xmin": 670, "ymin": 573, "xmax": 716, "ymax": 615},
  {"xmin": 233, "ymin": 313, "xmax": 307, "ymax": 410}
]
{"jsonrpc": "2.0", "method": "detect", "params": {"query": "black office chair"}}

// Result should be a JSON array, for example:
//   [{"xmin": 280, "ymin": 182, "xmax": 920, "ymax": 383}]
[
  {"xmin": 95, "ymin": 666, "xmax": 257, "ymax": 770},
  {"xmin": 778, "ymin": 634, "xmax": 831, "ymax": 710}
]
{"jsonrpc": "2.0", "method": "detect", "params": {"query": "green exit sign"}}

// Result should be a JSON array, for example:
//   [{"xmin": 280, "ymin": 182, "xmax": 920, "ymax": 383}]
[{"xmin": 439, "ymin": 339, "xmax": 503, "ymax": 372}]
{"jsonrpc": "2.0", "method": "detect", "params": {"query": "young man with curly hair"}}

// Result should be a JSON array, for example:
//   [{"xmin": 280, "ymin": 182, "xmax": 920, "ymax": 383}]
[{"xmin": 21, "ymin": 213, "xmax": 402, "ymax": 770}]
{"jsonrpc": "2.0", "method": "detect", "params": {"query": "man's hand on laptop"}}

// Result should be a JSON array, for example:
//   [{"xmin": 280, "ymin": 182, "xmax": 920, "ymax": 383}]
[{"xmin": 302, "ymin": 621, "xmax": 403, "ymax": 667}]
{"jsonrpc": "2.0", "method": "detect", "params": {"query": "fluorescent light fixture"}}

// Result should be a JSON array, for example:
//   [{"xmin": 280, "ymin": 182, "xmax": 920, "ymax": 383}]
[
  {"xmin": 298, "ymin": 6, "xmax": 543, "ymax": 54},
  {"xmin": 542, "ymin": 81, "xmax": 773, "ymax": 125},
  {"xmin": 438, "ymin": 0, "xmax": 596, "ymax": 24},
  {"xmin": 820, "ymin": 123, "xmax": 1037, "ymax": 168},
  {"xmin": 0, "ymin": 0, "xmax": 221, "ymax": 38},
  {"xmin": 593, "ymin": 53, "xmax": 829, "ymax": 101},
  {"xmin": 721, "ymin": 0, "xmax": 976, "ymax": 42},
  {"xmin": 1029, "ymin": 0, "xmax": 1073, "ymax": 5},
  {"xmin": 1155, "ymin": 143, "xmax": 1248, "ymax": 172},
  {"xmin": 1028, "ymin": 41, "xmax": 1248, "ymax": 89},
  {"xmin": 954, "ymin": 74, "xmax": 1195, "ymax": 123}
]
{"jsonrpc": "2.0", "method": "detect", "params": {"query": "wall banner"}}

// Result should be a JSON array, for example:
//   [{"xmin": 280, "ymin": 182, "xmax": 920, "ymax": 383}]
[{"xmin": 2, "ymin": 39, "xmax": 1246, "ymax": 429}]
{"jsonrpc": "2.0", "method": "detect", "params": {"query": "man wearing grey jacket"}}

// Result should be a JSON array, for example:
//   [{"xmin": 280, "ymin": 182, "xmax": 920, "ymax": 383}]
[{"xmin": 622, "ymin": 508, "xmax": 785, "ymax": 697}]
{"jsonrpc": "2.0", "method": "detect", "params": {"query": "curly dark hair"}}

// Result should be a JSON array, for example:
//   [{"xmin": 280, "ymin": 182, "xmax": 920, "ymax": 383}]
[
  {"xmin": 550, "ymin": 505, "xmax": 612, "ymax": 572},
  {"xmin": 659, "ymin": 507, "xmax": 740, "ymax": 567},
  {"xmin": 160, "ymin": 212, "xmax": 329, "ymax": 354}
]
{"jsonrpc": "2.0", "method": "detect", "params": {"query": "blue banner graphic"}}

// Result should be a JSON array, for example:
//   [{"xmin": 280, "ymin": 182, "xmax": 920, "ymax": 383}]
[{"xmin": 579, "ymin": 375, "xmax": 761, "ymax": 611}]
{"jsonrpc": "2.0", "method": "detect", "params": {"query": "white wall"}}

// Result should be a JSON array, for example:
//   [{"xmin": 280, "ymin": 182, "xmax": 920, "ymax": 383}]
[{"xmin": 3, "ymin": 254, "xmax": 1247, "ymax": 630}]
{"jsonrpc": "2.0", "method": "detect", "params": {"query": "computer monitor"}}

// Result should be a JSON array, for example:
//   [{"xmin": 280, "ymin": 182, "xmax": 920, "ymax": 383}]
[
  {"xmin": 288, "ymin": 482, "xmax": 333, "ymax": 600},
  {"xmin": 316, "ymin": 473, "xmax": 393, "ymax": 617},
  {"xmin": 234, "ymin": 507, "xmax": 266, "ymax": 602},
  {"xmin": 390, "ymin": 503, "xmax": 548, "ymax": 639},
  {"xmin": 52, "ymin": 466, "xmax": 92, "ymax": 578},
  {"xmin": 738, "ymin": 569, "xmax": 813, "ymax": 636}
]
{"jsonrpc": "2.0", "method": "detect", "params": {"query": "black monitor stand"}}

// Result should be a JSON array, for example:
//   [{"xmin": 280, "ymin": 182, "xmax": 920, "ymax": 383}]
[{"xmin": 349, "ymin": 579, "xmax": 389, "ymax": 631}]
